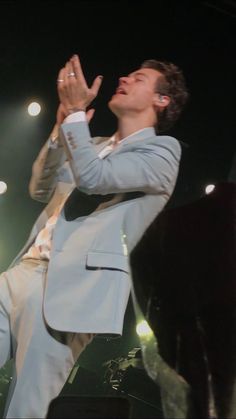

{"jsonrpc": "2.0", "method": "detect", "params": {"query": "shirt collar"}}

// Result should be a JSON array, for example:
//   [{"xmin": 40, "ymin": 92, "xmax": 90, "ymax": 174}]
[{"xmin": 109, "ymin": 127, "xmax": 155, "ymax": 146}]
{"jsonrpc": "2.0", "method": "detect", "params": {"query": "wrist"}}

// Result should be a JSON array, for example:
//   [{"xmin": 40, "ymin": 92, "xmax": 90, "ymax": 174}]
[{"xmin": 67, "ymin": 107, "xmax": 86, "ymax": 114}]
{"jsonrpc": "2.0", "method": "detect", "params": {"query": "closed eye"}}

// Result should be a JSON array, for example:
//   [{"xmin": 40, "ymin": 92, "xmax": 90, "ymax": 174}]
[{"xmin": 134, "ymin": 75, "xmax": 147, "ymax": 82}]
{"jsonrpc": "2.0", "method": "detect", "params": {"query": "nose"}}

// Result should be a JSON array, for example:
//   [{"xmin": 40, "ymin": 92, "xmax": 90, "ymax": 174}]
[{"xmin": 119, "ymin": 76, "xmax": 129, "ymax": 84}]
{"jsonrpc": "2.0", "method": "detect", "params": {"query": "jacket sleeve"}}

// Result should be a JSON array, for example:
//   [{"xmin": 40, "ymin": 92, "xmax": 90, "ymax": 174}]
[
  {"xmin": 60, "ymin": 120, "xmax": 181, "ymax": 198},
  {"xmin": 29, "ymin": 138, "xmax": 66, "ymax": 203}
]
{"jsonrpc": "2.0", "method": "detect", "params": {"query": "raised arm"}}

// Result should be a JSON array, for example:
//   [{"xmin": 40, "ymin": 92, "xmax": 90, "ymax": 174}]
[
  {"xmin": 29, "ymin": 75, "xmax": 96, "ymax": 204},
  {"xmin": 29, "ymin": 122, "xmax": 66, "ymax": 203},
  {"xmin": 60, "ymin": 120, "xmax": 181, "ymax": 197}
]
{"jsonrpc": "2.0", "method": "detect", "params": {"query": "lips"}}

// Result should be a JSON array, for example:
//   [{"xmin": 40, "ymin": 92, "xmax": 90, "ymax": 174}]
[{"xmin": 116, "ymin": 88, "xmax": 127, "ymax": 95}]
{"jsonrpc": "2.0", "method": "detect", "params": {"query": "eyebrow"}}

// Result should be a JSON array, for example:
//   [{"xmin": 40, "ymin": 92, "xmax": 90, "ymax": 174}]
[{"xmin": 128, "ymin": 71, "xmax": 149, "ymax": 79}]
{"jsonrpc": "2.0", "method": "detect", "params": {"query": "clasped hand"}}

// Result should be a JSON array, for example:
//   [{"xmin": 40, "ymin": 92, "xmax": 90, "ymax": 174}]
[{"xmin": 56, "ymin": 54, "xmax": 103, "ymax": 123}]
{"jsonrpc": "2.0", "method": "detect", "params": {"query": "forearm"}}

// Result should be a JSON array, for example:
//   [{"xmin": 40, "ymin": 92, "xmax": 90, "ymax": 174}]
[
  {"xmin": 29, "ymin": 124, "xmax": 66, "ymax": 202},
  {"xmin": 60, "ymin": 121, "xmax": 181, "ymax": 196}
]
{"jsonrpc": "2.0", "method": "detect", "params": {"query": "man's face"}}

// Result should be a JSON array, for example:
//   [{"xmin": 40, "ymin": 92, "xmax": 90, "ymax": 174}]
[{"xmin": 109, "ymin": 68, "xmax": 162, "ymax": 116}]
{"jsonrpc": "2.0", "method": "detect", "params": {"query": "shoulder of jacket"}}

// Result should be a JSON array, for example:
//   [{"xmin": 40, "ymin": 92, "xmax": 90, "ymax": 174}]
[{"xmin": 154, "ymin": 134, "xmax": 181, "ymax": 149}]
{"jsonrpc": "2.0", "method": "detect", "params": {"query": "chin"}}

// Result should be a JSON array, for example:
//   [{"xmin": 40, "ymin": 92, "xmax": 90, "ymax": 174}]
[{"xmin": 108, "ymin": 98, "xmax": 118, "ymax": 113}]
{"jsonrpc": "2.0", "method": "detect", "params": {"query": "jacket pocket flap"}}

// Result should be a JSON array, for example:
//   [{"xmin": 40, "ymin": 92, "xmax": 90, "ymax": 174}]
[{"xmin": 86, "ymin": 251, "xmax": 129, "ymax": 273}]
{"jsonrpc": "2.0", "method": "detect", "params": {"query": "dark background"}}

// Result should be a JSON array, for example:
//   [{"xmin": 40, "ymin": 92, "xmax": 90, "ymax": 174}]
[{"xmin": 0, "ymin": 0, "xmax": 235, "ymax": 414}]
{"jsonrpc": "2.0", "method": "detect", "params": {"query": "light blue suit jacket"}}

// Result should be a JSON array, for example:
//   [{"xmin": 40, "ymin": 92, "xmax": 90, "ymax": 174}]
[{"xmin": 12, "ymin": 122, "xmax": 181, "ymax": 335}]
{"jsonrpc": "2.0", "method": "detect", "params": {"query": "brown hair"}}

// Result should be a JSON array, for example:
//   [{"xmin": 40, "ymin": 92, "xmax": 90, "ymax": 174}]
[{"xmin": 141, "ymin": 59, "xmax": 189, "ymax": 132}]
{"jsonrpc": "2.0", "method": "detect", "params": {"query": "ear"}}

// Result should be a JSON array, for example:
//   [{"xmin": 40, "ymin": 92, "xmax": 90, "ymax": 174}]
[{"xmin": 153, "ymin": 93, "xmax": 170, "ymax": 109}]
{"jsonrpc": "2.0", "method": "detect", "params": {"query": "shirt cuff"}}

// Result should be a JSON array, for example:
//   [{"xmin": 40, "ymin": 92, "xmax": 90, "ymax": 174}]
[{"xmin": 64, "ymin": 111, "xmax": 87, "ymax": 124}]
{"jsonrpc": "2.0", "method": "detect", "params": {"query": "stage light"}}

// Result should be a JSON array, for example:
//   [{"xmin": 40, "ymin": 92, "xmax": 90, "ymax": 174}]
[
  {"xmin": 0, "ymin": 181, "xmax": 7, "ymax": 195},
  {"xmin": 205, "ymin": 184, "xmax": 215, "ymax": 194},
  {"xmin": 27, "ymin": 102, "xmax": 41, "ymax": 117},
  {"xmin": 136, "ymin": 320, "xmax": 153, "ymax": 338}
]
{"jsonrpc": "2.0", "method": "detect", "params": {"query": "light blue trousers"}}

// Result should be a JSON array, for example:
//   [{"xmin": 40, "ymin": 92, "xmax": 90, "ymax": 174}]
[{"xmin": 0, "ymin": 259, "xmax": 93, "ymax": 418}]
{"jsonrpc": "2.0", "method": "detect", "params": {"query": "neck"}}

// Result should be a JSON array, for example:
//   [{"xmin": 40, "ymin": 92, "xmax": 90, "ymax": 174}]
[{"xmin": 115, "ymin": 115, "xmax": 155, "ymax": 143}]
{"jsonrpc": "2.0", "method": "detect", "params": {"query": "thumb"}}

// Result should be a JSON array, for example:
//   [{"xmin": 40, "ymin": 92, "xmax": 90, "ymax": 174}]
[
  {"xmin": 90, "ymin": 75, "xmax": 103, "ymax": 98},
  {"xmin": 56, "ymin": 103, "xmax": 68, "ymax": 125},
  {"xmin": 86, "ymin": 108, "xmax": 95, "ymax": 123}
]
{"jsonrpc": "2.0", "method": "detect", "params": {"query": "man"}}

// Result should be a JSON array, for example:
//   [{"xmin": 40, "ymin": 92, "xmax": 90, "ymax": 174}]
[{"xmin": 0, "ymin": 55, "xmax": 188, "ymax": 418}]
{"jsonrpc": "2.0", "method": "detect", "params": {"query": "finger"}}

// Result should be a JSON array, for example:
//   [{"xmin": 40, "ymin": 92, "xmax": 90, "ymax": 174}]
[
  {"xmin": 57, "ymin": 68, "xmax": 65, "ymax": 84},
  {"xmin": 86, "ymin": 108, "xmax": 95, "ymax": 123},
  {"xmin": 57, "ymin": 68, "xmax": 66, "ymax": 100},
  {"xmin": 90, "ymin": 75, "xmax": 103, "ymax": 97},
  {"xmin": 70, "ymin": 54, "xmax": 87, "ymax": 85},
  {"xmin": 65, "ymin": 62, "xmax": 71, "ymax": 82},
  {"xmin": 66, "ymin": 61, "xmax": 76, "ymax": 80},
  {"xmin": 57, "ymin": 67, "xmax": 71, "ymax": 106}
]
